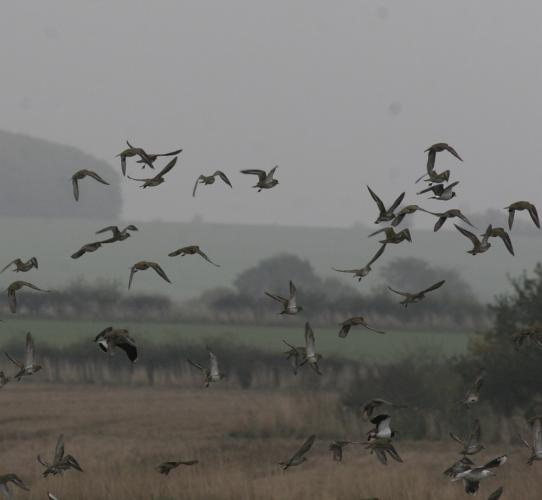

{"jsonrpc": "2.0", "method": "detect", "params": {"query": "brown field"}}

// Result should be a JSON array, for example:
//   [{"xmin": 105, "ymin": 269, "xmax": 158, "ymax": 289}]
[{"xmin": 0, "ymin": 383, "xmax": 537, "ymax": 500}]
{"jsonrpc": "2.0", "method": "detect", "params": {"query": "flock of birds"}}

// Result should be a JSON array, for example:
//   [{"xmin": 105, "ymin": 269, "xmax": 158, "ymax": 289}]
[{"xmin": 0, "ymin": 140, "xmax": 540, "ymax": 499}]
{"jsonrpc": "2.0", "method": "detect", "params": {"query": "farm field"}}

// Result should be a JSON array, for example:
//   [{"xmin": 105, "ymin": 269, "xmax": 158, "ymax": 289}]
[
  {"xmin": 0, "ymin": 383, "xmax": 531, "ymax": 500},
  {"xmin": 0, "ymin": 319, "xmax": 472, "ymax": 362}
]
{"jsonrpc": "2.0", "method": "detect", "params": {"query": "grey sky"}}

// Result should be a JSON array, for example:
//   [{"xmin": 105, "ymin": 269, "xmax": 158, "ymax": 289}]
[{"xmin": 1, "ymin": 1, "xmax": 541, "ymax": 227}]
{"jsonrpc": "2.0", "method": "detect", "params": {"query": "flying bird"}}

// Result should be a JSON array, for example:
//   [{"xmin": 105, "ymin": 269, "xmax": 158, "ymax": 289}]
[
  {"xmin": 156, "ymin": 460, "xmax": 199, "ymax": 475},
  {"xmin": 132, "ymin": 144, "xmax": 183, "ymax": 167},
  {"xmin": 450, "ymin": 418, "xmax": 484, "ymax": 455},
  {"xmin": 484, "ymin": 226, "xmax": 514, "ymax": 256},
  {"xmin": 116, "ymin": 142, "xmax": 155, "ymax": 175},
  {"xmin": 365, "ymin": 438, "xmax": 403, "ymax": 466},
  {"xmin": 333, "ymin": 244, "xmax": 386, "ymax": 281},
  {"xmin": 265, "ymin": 280, "xmax": 303, "ymax": 315},
  {"xmin": 505, "ymin": 201, "xmax": 540, "ymax": 230},
  {"xmin": 368, "ymin": 227, "xmax": 412, "ymax": 245},
  {"xmin": 187, "ymin": 348, "xmax": 225, "ymax": 387},
  {"xmin": 279, "ymin": 434, "xmax": 316, "ymax": 470},
  {"xmin": 38, "ymin": 434, "xmax": 83, "ymax": 477},
  {"xmin": 338, "ymin": 317, "xmax": 385, "ymax": 337},
  {"xmin": 282, "ymin": 340, "xmax": 306, "ymax": 375},
  {"xmin": 1, "ymin": 257, "xmax": 38, "ymax": 273},
  {"xmin": 450, "ymin": 455, "xmax": 507, "ymax": 495},
  {"xmin": 240, "ymin": 166, "xmax": 279, "ymax": 191},
  {"xmin": 193, "ymin": 171, "xmax": 232, "ymax": 197},
  {"xmin": 128, "ymin": 261, "xmax": 171, "ymax": 289},
  {"xmin": 5, "ymin": 281, "xmax": 49, "ymax": 313},
  {"xmin": 168, "ymin": 245, "xmax": 220, "ymax": 267},
  {"xmin": 367, "ymin": 414, "xmax": 396, "ymax": 441},
  {"xmin": 454, "ymin": 225, "xmax": 491, "ymax": 255},
  {"xmin": 417, "ymin": 181, "xmax": 459, "ymax": 201},
  {"xmin": 366, "ymin": 186, "xmax": 405, "ymax": 224},
  {"xmin": 329, "ymin": 441, "xmax": 360, "ymax": 462},
  {"xmin": 461, "ymin": 371, "xmax": 485, "ymax": 407},
  {"xmin": 5, "ymin": 332, "xmax": 42, "ymax": 381},
  {"xmin": 300, "ymin": 322, "xmax": 322, "ymax": 375},
  {"xmin": 127, "ymin": 156, "xmax": 178, "ymax": 188},
  {"xmin": 96, "ymin": 225, "xmax": 138, "ymax": 243},
  {"xmin": 71, "ymin": 242, "xmax": 103, "ymax": 259},
  {"xmin": 391, "ymin": 205, "xmax": 429, "ymax": 227},
  {"xmin": 94, "ymin": 327, "xmax": 138, "ymax": 363},
  {"xmin": 444, "ymin": 456, "xmax": 475, "ymax": 478},
  {"xmin": 71, "ymin": 169, "xmax": 109, "ymax": 201},
  {"xmin": 426, "ymin": 209, "xmax": 476, "ymax": 232},
  {"xmin": 520, "ymin": 416, "xmax": 542, "ymax": 465},
  {"xmin": 388, "ymin": 280, "xmax": 446, "ymax": 307}
]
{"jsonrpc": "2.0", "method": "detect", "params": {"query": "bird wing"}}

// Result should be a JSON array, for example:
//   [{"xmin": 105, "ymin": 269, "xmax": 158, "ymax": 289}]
[
  {"xmin": 449, "ymin": 432, "xmax": 465, "ymax": 446},
  {"xmin": 4, "ymin": 352, "xmax": 22, "ymax": 369},
  {"xmin": 374, "ymin": 447, "xmax": 388, "ymax": 465},
  {"xmin": 361, "ymin": 320, "xmax": 386, "ymax": 335},
  {"xmin": 156, "ymin": 148, "xmax": 183, "ymax": 157},
  {"xmin": 387, "ymin": 286, "xmax": 409, "ymax": 298},
  {"xmin": 492, "ymin": 228, "xmax": 514, "ymax": 256},
  {"xmin": 444, "ymin": 144, "xmax": 463, "ymax": 161},
  {"xmin": 417, "ymin": 184, "xmax": 440, "ymax": 196},
  {"xmin": 368, "ymin": 227, "xmax": 389, "ymax": 238},
  {"xmin": 117, "ymin": 338, "xmax": 138, "ymax": 363},
  {"xmin": 529, "ymin": 205, "xmax": 540, "ymax": 228},
  {"xmin": 332, "ymin": 268, "xmax": 360, "ymax": 274},
  {"xmin": 426, "ymin": 149, "xmax": 436, "ymax": 173},
  {"xmin": 20, "ymin": 281, "xmax": 47, "ymax": 292},
  {"xmin": 94, "ymin": 326, "xmax": 113, "ymax": 342},
  {"xmin": 487, "ymin": 487, "xmax": 504, "ymax": 500},
  {"xmin": 86, "ymin": 171, "xmax": 110, "ymax": 185},
  {"xmin": 265, "ymin": 292, "xmax": 288, "ymax": 306},
  {"xmin": 7, "ymin": 288, "xmax": 16, "ymax": 313},
  {"xmin": 54, "ymin": 434, "xmax": 65, "ymax": 463},
  {"xmin": 532, "ymin": 418, "xmax": 542, "ymax": 451},
  {"xmin": 289, "ymin": 281, "xmax": 297, "ymax": 305},
  {"xmin": 24, "ymin": 332, "xmax": 35, "ymax": 366},
  {"xmin": 467, "ymin": 419, "xmax": 482, "ymax": 447},
  {"xmin": 187, "ymin": 359, "xmax": 205, "ymax": 372},
  {"xmin": 156, "ymin": 156, "xmax": 178, "ymax": 179},
  {"xmin": 95, "ymin": 226, "xmax": 120, "ymax": 236},
  {"xmin": 366, "ymin": 186, "xmax": 386, "ymax": 213},
  {"xmin": 149, "ymin": 263, "xmax": 172, "ymax": 284},
  {"xmin": 366, "ymin": 244, "xmax": 386, "ymax": 266},
  {"xmin": 304, "ymin": 322, "xmax": 316, "ymax": 355},
  {"xmin": 454, "ymin": 224, "xmax": 480, "ymax": 246},
  {"xmin": 214, "ymin": 171, "xmax": 233, "ymax": 187},
  {"xmin": 457, "ymin": 212, "xmax": 476, "ymax": 228},
  {"xmin": 265, "ymin": 165, "xmax": 278, "ymax": 181},
  {"xmin": 291, "ymin": 434, "xmax": 316, "ymax": 461},
  {"xmin": 385, "ymin": 443, "xmax": 403, "ymax": 463},
  {"xmin": 434, "ymin": 216, "xmax": 447, "ymax": 232},
  {"xmin": 128, "ymin": 267, "xmax": 136, "ymax": 290},
  {"xmin": 419, "ymin": 280, "xmax": 446, "ymax": 295},
  {"xmin": 483, "ymin": 455, "xmax": 507, "ymax": 469},
  {"xmin": 196, "ymin": 248, "xmax": 220, "ymax": 267},
  {"xmin": 389, "ymin": 192, "xmax": 406, "ymax": 213},
  {"xmin": 208, "ymin": 349, "xmax": 220, "ymax": 377},
  {"xmin": 72, "ymin": 178, "xmax": 79, "ymax": 201},
  {"xmin": 192, "ymin": 176, "xmax": 204, "ymax": 197},
  {"xmin": 0, "ymin": 260, "xmax": 18, "ymax": 273},
  {"xmin": 240, "ymin": 169, "xmax": 266, "ymax": 181}
]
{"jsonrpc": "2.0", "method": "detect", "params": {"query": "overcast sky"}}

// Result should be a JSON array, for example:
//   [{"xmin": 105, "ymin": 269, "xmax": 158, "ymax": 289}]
[{"xmin": 1, "ymin": 1, "xmax": 541, "ymax": 227}]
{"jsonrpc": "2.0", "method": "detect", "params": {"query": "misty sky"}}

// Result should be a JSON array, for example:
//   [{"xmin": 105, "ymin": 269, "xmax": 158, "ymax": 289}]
[{"xmin": 1, "ymin": 1, "xmax": 541, "ymax": 227}]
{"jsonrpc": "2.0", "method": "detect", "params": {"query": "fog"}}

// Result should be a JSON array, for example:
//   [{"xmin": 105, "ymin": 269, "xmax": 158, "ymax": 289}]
[{"xmin": 1, "ymin": 1, "xmax": 541, "ymax": 227}]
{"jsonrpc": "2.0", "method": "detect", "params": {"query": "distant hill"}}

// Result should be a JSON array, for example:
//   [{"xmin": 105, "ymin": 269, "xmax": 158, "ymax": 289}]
[{"xmin": 0, "ymin": 130, "xmax": 121, "ymax": 218}]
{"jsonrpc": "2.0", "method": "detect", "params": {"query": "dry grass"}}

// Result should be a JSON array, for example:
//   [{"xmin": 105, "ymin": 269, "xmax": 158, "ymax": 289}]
[{"xmin": 0, "ymin": 383, "xmax": 538, "ymax": 499}]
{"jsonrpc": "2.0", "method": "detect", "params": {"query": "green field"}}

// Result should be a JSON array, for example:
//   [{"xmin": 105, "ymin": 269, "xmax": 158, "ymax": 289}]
[{"xmin": 0, "ymin": 318, "xmax": 472, "ymax": 362}]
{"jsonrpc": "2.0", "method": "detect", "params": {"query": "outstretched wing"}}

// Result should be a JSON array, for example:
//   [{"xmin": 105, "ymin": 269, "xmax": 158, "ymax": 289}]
[
  {"xmin": 492, "ymin": 228, "xmax": 514, "ymax": 256},
  {"xmin": 444, "ymin": 144, "xmax": 463, "ymax": 161},
  {"xmin": 96, "ymin": 226, "xmax": 120, "ymax": 236},
  {"xmin": 192, "ymin": 176, "xmax": 204, "ymax": 197},
  {"xmin": 487, "ymin": 487, "xmax": 504, "ymax": 500},
  {"xmin": 25, "ymin": 332, "xmax": 35, "ymax": 366},
  {"xmin": 19, "ymin": 281, "xmax": 47, "ymax": 292},
  {"xmin": 529, "ymin": 205, "xmax": 540, "ymax": 228},
  {"xmin": 54, "ymin": 434, "xmax": 65, "ymax": 463},
  {"xmin": 156, "ymin": 148, "xmax": 183, "ymax": 158},
  {"xmin": 128, "ymin": 267, "xmax": 136, "ymax": 290},
  {"xmin": 454, "ymin": 225, "xmax": 480, "ymax": 246},
  {"xmin": 196, "ymin": 248, "xmax": 220, "ymax": 267},
  {"xmin": 387, "ymin": 286, "xmax": 409, "ymax": 298},
  {"xmin": 4, "ymin": 352, "xmax": 22, "ymax": 368},
  {"xmin": 265, "ymin": 292, "xmax": 288, "ymax": 306},
  {"xmin": 0, "ymin": 260, "xmax": 18, "ymax": 273},
  {"xmin": 214, "ymin": 171, "xmax": 232, "ymax": 187},
  {"xmin": 291, "ymin": 434, "xmax": 316, "ymax": 462},
  {"xmin": 388, "ymin": 192, "xmax": 405, "ymax": 213},
  {"xmin": 483, "ymin": 455, "xmax": 507, "ymax": 469},
  {"xmin": 156, "ymin": 156, "xmax": 178, "ymax": 179},
  {"xmin": 240, "ymin": 169, "xmax": 266, "ymax": 181},
  {"xmin": 72, "ymin": 178, "xmax": 80, "ymax": 201},
  {"xmin": 149, "ymin": 263, "xmax": 172, "ymax": 284},
  {"xmin": 86, "ymin": 171, "xmax": 110, "ymax": 185},
  {"xmin": 366, "ymin": 244, "xmax": 386, "ymax": 267},
  {"xmin": 208, "ymin": 349, "xmax": 220, "ymax": 377},
  {"xmin": 304, "ymin": 322, "xmax": 316, "ymax": 354},
  {"xmin": 457, "ymin": 212, "xmax": 476, "ymax": 229},
  {"xmin": 419, "ymin": 280, "xmax": 446, "ymax": 295},
  {"xmin": 366, "ymin": 185, "xmax": 385, "ymax": 213},
  {"xmin": 187, "ymin": 359, "xmax": 205, "ymax": 372}
]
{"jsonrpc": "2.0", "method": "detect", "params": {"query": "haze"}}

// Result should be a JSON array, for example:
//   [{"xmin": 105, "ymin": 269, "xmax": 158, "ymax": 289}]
[{"xmin": 1, "ymin": 1, "xmax": 541, "ymax": 227}]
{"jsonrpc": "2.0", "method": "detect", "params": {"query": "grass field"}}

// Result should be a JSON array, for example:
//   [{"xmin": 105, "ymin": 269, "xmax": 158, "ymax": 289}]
[
  {"xmin": 0, "ymin": 383, "xmax": 532, "ymax": 500},
  {"xmin": 0, "ymin": 319, "xmax": 472, "ymax": 362}
]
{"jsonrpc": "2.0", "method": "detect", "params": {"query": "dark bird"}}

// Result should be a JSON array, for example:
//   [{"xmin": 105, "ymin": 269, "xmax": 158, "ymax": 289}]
[
  {"xmin": 368, "ymin": 227, "xmax": 412, "ymax": 245},
  {"xmin": 71, "ymin": 169, "xmax": 109, "ymax": 201},
  {"xmin": 279, "ymin": 434, "xmax": 316, "ymax": 470},
  {"xmin": 5, "ymin": 281, "xmax": 49, "ymax": 313},
  {"xmin": 388, "ymin": 280, "xmax": 445, "ymax": 307},
  {"xmin": 128, "ymin": 261, "xmax": 171, "ymax": 289},
  {"xmin": 282, "ymin": 340, "xmax": 306, "ymax": 375},
  {"xmin": 367, "ymin": 186, "xmax": 405, "ymax": 224},
  {"xmin": 426, "ymin": 209, "xmax": 476, "ymax": 232},
  {"xmin": 338, "ymin": 317, "xmax": 385, "ymax": 337},
  {"xmin": 156, "ymin": 460, "xmax": 199, "ymax": 475},
  {"xmin": 127, "ymin": 156, "xmax": 178, "ymax": 188},
  {"xmin": 71, "ymin": 242, "xmax": 103, "ymax": 259},
  {"xmin": 5, "ymin": 332, "xmax": 42, "ymax": 381},
  {"xmin": 484, "ymin": 226, "xmax": 514, "ymax": 256},
  {"xmin": 365, "ymin": 438, "xmax": 403, "ymax": 466},
  {"xmin": 300, "ymin": 322, "xmax": 322, "ymax": 375},
  {"xmin": 333, "ymin": 244, "xmax": 386, "ymax": 281},
  {"xmin": 461, "ymin": 371, "xmax": 485, "ymax": 407},
  {"xmin": 444, "ymin": 456, "xmax": 475, "ymax": 478},
  {"xmin": 520, "ymin": 416, "xmax": 542, "ymax": 465},
  {"xmin": 450, "ymin": 418, "xmax": 484, "ymax": 455},
  {"xmin": 132, "ymin": 144, "xmax": 183, "ymax": 167},
  {"xmin": 96, "ymin": 225, "xmax": 138, "ymax": 243},
  {"xmin": 187, "ymin": 348, "xmax": 225, "ymax": 387},
  {"xmin": 240, "ymin": 166, "xmax": 279, "ymax": 191},
  {"xmin": 367, "ymin": 414, "xmax": 396, "ymax": 441},
  {"xmin": 454, "ymin": 225, "xmax": 491, "ymax": 255},
  {"xmin": 116, "ymin": 141, "xmax": 155, "ymax": 175},
  {"xmin": 38, "ymin": 434, "xmax": 83, "ymax": 477},
  {"xmin": 168, "ymin": 245, "xmax": 219, "ymax": 267},
  {"xmin": 416, "ymin": 142, "xmax": 461, "ymax": 183},
  {"xmin": 1, "ymin": 257, "xmax": 38, "ymax": 273},
  {"xmin": 193, "ymin": 171, "xmax": 232, "ymax": 197},
  {"xmin": 505, "ymin": 201, "xmax": 540, "ymax": 230},
  {"xmin": 265, "ymin": 280, "xmax": 303, "ymax": 315},
  {"xmin": 94, "ymin": 327, "xmax": 138, "ymax": 363},
  {"xmin": 417, "ymin": 181, "xmax": 459, "ymax": 201}
]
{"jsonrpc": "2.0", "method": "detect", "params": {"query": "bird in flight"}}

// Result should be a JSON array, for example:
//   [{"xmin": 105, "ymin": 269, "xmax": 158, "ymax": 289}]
[
  {"xmin": 193, "ymin": 171, "xmax": 232, "ymax": 197},
  {"xmin": 240, "ymin": 166, "xmax": 279, "ymax": 191},
  {"xmin": 71, "ymin": 169, "xmax": 109, "ymax": 201}
]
